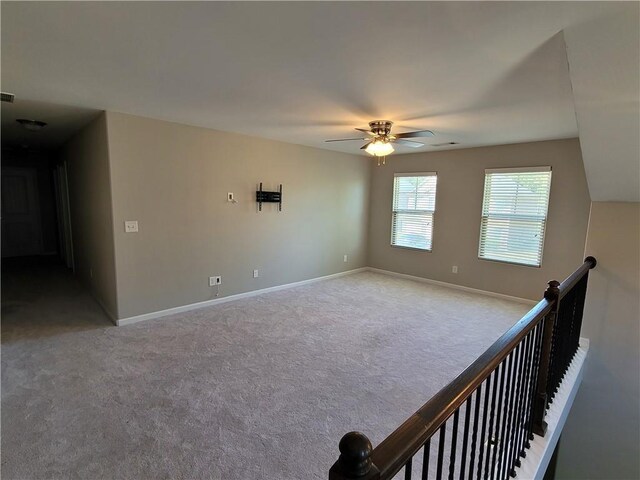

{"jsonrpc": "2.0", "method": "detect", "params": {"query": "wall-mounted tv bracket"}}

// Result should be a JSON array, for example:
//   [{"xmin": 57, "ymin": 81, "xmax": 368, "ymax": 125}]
[{"xmin": 256, "ymin": 183, "xmax": 282, "ymax": 212}]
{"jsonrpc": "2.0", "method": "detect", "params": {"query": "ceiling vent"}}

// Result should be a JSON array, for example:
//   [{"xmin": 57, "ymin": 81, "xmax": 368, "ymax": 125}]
[
  {"xmin": 432, "ymin": 142, "xmax": 459, "ymax": 147},
  {"xmin": 1, "ymin": 92, "xmax": 15, "ymax": 103}
]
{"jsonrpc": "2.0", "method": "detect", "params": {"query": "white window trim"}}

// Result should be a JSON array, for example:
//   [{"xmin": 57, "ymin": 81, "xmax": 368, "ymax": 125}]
[
  {"xmin": 485, "ymin": 166, "xmax": 551, "ymax": 174},
  {"xmin": 391, "ymin": 172, "xmax": 437, "ymax": 252},
  {"xmin": 478, "ymin": 166, "xmax": 552, "ymax": 268}
]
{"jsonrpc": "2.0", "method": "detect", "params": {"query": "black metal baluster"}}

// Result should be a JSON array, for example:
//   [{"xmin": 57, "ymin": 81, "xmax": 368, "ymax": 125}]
[
  {"xmin": 484, "ymin": 367, "xmax": 500, "ymax": 480},
  {"xmin": 546, "ymin": 310, "xmax": 558, "ymax": 406},
  {"xmin": 437, "ymin": 424, "xmax": 447, "ymax": 480},
  {"xmin": 496, "ymin": 354, "xmax": 512, "ymax": 480},
  {"xmin": 522, "ymin": 323, "xmax": 542, "ymax": 446},
  {"xmin": 449, "ymin": 410, "xmax": 460, "ymax": 480},
  {"xmin": 557, "ymin": 297, "xmax": 568, "ymax": 395},
  {"xmin": 406, "ymin": 457, "xmax": 413, "ymax": 480},
  {"xmin": 546, "ymin": 320, "xmax": 555, "ymax": 406},
  {"xmin": 516, "ymin": 331, "xmax": 533, "ymax": 459},
  {"xmin": 553, "ymin": 297, "xmax": 568, "ymax": 397},
  {"xmin": 504, "ymin": 345, "xmax": 521, "ymax": 478},
  {"xmin": 527, "ymin": 323, "xmax": 541, "ymax": 444},
  {"xmin": 526, "ymin": 321, "xmax": 544, "ymax": 443},
  {"xmin": 499, "ymin": 352, "xmax": 514, "ymax": 480},
  {"xmin": 477, "ymin": 375, "xmax": 492, "ymax": 480},
  {"xmin": 572, "ymin": 276, "xmax": 588, "ymax": 355},
  {"xmin": 460, "ymin": 398, "xmax": 472, "ymax": 480},
  {"xmin": 468, "ymin": 385, "xmax": 482, "ymax": 480},
  {"xmin": 490, "ymin": 360, "xmax": 507, "ymax": 479},
  {"xmin": 549, "ymin": 299, "xmax": 564, "ymax": 403},
  {"xmin": 422, "ymin": 439, "xmax": 431, "ymax": 480},
  {"xmin": 509, "ymin": 344, "xmax": 526, "ymax": 477},
  {"xmin": 565, "ymin": 289, "xmax": 577, "ymax": 370},
  {"xmin": 513, "ymin": 335, "xmax": 530, "ymax": 469},
  {"xmin": 569, "ymin": 278, "xmax": 584, "ymax": 358}
]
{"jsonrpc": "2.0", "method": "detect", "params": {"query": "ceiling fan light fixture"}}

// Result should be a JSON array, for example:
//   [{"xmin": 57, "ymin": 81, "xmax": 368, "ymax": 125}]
[
  {"xmin": 365, "ymin": 139, "xmax": 394, "ymax": 157},
  {"xmin": 16, "ymin": 119, "xmax": 47, "ymax": 131}
]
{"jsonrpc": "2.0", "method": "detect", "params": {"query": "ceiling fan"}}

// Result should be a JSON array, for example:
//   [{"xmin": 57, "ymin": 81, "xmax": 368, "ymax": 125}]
[{"xmin": 325, "ymin": 120, "xmax": 434, "ymax": 164}]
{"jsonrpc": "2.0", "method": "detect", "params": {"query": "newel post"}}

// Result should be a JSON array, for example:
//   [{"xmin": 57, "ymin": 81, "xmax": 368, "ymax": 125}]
[
  {"xmin": 532, "ymin": 280, "xmax": 560, "ymax": 437},
  {"xmin": 329, "ymin": 432, "xmax": 380, "ymax": 480}
]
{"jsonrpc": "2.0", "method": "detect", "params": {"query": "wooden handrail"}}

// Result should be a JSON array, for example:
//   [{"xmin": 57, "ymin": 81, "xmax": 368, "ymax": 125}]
[
  {"xmin": 329, "ymin": 257, "xmax": 597, "ymax": 480},
  {"xmin": 558, "ymin": 256, "xmax": 597, "ymax": 299},
  {"xmin": 369, "ymin": 299, "xmax": 553, "ymax": 479}
]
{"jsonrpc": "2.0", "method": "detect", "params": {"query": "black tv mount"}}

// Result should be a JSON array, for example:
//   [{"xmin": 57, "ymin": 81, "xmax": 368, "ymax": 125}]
[{"xmin": 256, "ymin": 183, "xmax": 282, "ymax": 212}]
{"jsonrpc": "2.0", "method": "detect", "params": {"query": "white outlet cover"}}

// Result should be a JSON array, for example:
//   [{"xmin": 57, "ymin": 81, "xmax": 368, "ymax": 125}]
[
  {"xmin": 253, "ymin": 269, "xmax": 259, "ymax": 278},
  {"xmin": 125, "ymin": 220, "xmax": 138, "ymax": 233}
]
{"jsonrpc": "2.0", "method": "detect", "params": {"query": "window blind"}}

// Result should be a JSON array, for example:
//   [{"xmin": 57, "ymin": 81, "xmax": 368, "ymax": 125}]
[
  {"xmin": 478, "ymin": 167, "xmax": 552, "ymax": 267},
  {"xmin": 391, "ymin": 172, "xmax": 437, "ymax": 251}
]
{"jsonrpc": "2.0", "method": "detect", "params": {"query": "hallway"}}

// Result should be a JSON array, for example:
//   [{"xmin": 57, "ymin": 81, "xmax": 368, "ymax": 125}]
[{"xmin": 2, "ymin": 258, "xmax": 113, "ymax": 343}]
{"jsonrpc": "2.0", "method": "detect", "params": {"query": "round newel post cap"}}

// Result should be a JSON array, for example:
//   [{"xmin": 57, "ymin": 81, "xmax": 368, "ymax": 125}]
[
  {"xmin": 544, "ymin": 280, "xmax": 560, "ymax": 300},
  {"xmin": 338, "ymin": 431, "xmax": 374, "ymax": 477},
  {"xmin": 584, "ymin": 256, "xmax": 597, "ymax": 269}
]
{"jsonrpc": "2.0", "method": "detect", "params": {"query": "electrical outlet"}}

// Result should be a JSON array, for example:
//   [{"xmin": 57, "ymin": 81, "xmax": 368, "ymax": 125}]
[
  {"xmin": 227, "ymin": 192, "xmax": 234, "ymax": 202},
  {"xmin": 253, "ymin": 269, "xmax": 259, "ymax": 278},
  {"xmin": 452, "ymin": 266, "xmax": 458, "ymax": 274},
  {"xmin": 343, "ymin": 254, "xmax": 348, "ymax": 262},
  {"xmin": 209, "ymin": 276, "xmax": 222, "ymax": 286},
  {"xmin": 124, "ymin": 220, "xmax": 138, "ymax": 233}
]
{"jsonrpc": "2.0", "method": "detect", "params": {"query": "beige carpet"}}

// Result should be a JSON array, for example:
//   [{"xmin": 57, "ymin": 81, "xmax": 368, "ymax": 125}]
[{"xmin": 1, "ymin": 263, "xmax": 529, "ymax": 479}]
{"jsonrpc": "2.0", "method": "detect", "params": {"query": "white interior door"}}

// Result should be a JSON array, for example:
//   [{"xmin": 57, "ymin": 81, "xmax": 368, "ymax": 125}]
[{"xmin": 1, "ymin": 167, "xmax": 43, "ymax": 257}]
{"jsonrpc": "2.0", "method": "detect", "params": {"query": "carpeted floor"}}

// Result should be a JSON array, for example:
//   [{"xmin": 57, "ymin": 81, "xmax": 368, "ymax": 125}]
[{"xmin": 1, "ymin": 262, "xmax": 530, "ymax": 479}]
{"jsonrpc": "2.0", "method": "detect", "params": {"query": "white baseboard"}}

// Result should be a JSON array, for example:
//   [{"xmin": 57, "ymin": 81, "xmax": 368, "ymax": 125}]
[
  {"xmin": 117, "ymin": 266, "xmax": 535, "ymax": 326},
  {"xmin": 117, "ymin": 267, "xmax": 368, "ymax": 326},
  {"xmin": 366, "ymin": 267, "xmax": 537, "ymax": 305}
]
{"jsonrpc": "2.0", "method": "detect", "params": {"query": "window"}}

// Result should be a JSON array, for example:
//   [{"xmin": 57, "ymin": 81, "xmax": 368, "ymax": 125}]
[
  {"xmin": 478, "ymin": 166, "xmax": 552, "ymax": 267},
  {"xmin": 391, "ymin": 172, "xmax": 437, "ymax": 251}
]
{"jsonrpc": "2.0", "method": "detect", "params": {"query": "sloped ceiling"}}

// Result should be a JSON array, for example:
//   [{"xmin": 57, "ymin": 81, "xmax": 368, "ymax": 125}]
[
  {"xmin": 1, "ymin": 2, "xmax": 638, "ymax": 201},
  {"xmin": 563, "ymin": 7, "xmax": 640, "ymax": 202}
]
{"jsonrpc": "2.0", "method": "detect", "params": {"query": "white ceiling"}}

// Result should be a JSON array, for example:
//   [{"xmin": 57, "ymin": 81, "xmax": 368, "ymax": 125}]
[
  {"xmin": 1, "ymin": 99, "xmax": 100, "ymax": 150},
  {"xmin": 1, "ymin": 2, "xmax": 638, "ymax": 200}
]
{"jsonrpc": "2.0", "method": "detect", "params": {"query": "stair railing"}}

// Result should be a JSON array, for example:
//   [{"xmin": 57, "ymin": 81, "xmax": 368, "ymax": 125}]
[{"xmin": 329, "ymin": 257, "xmax": 596, "ymax": 480}]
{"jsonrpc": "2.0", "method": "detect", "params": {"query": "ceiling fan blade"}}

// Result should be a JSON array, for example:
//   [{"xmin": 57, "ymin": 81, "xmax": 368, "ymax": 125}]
[
  {"xmin": 355, "ymin": 128, "xmax": 376, "ymax": 136},
  {"xmin": 325, "ymin": 137, "xmax": 369, "ymax": 142},
  {"xmin": 395, "ymin": 130, "xmax": 435, "ymax": 139},
  {"xmin": 360, "ymin": 142, "xmax": 372, "ymax": 150},
  {"xmin": 393, "ymin": 139, "xmax": 425, "ymax": 148}
]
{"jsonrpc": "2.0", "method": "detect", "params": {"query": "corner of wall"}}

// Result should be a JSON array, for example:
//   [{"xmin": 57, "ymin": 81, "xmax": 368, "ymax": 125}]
[{"xmin": 61, "ymin": 111, "xmax": 119, "ymax": 320}]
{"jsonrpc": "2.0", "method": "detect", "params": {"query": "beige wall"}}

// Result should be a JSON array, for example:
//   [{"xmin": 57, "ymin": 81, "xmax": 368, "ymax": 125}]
[
  {"xmin": 368, "ymin": 138, "xmax": 591, "ymax": 300},
  {"xmin": 105, "ymin": 112, "xmax": 370, "ymax": 319},
  {"xmin": 61, "ymin": 113, "xmax": 118, "ymax": 318},
  {"xmin": 557, "ymin": 202, "xmax": 640, "ymax": 479}
]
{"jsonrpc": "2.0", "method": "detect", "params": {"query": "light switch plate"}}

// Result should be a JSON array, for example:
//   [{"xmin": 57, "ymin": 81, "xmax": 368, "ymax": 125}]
[{"xmin": 125, "ymin": 221, "xmax": 139, "ymax": 233}]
